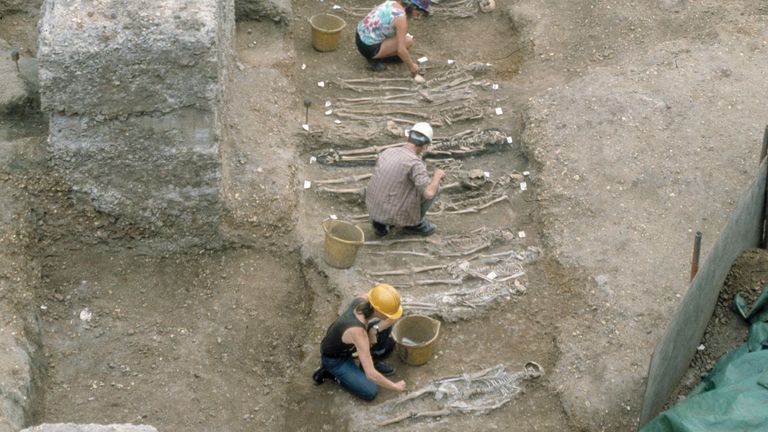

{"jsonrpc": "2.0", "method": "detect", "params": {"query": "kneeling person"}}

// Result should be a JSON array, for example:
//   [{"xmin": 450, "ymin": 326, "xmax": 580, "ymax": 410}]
[
  {"xmin": 313, "ymin": 284, "xmax": 406, "ymax": 401},
  {"xmin": 366, "ymin": 122, "xmax": 445, "ymax": 237}
]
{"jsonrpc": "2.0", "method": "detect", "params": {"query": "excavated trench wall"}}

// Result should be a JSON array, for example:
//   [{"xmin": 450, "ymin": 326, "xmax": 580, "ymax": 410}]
[{"xmin": 37, "ymin": 0, "xmax": 234, "ymax": 251}]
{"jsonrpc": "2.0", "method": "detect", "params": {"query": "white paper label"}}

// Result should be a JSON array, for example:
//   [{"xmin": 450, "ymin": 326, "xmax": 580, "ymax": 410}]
[
  {"xmin": 506, "ymin": 136, "xmax": 513, "ymax": 144},
  {"xmin": 518, "ymin": 231, "xmax": 526, "ymax": 238},
  {"xmin": 334, "ymin": 120, "xmax": 341, "ymax": 124},
  {"xmin": 302, "ymin": 124, "xmax": 309, "ymax": 131},
  {"xmin": 492, "ymin": 83, "xmax": 499, "ymax": 90},
  {"xmin": 325, "ymin": 100, "xmax": 332, "ymax": 107},
  {"xmin": 303, "ymin": 180, "xmax": 312, "ymax": 189},
  {"xmin": 484, "ymin": 171, "xmax": 490, "ymax": 178},
  {"xmin": 309, "ymin": 156, "xmax": 317, "ymax": 164},
  {"xmin": 486, "ymin": 271, "xmax": 498, "ymax": 280},
  {"xmin": 447, "ymin": 59, "xmax": 455, "ymax": 65},
  {"xmin": 520, "ymin": 182, "xmax": 527, "ymax": 191},
  {"xmin": 522, "ymin": 171, "xmax": 530, "ymax": 176},
  {"xmin": 330, "ymin": 214, "xmax": 338, "ymax": 219},
  {"xmin": 325, "ymin": 109, "xmax": 333, "ymax": 116},
  {"xmin": 417, "ymin": 56, "xmax": 428, "ymax": 64},
  {"xmin": 495, "ymin": 107, "xmax": 503, "ymax": 115},
  {"xmin": 317, "ymin": 81, "xmax": 325, "ymax": 87}
]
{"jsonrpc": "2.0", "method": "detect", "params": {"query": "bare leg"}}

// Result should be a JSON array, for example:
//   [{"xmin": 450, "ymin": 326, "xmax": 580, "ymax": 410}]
[{"xmin": 372, "ymin": 35, "xmax": 413, "ymax": 59}]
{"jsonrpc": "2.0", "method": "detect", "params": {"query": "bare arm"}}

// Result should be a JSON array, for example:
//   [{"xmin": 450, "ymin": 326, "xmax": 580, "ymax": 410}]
[
  {"xmin": 393, "ymin": 16, "xmax": 418, "ymax": 74},
  {"xmin": 422, "ymin": 168, "xmax": 446, "ymax": 200},
  {"xmin": 347, "ymin": 327, "xmax": 406, "ymax": 392}
]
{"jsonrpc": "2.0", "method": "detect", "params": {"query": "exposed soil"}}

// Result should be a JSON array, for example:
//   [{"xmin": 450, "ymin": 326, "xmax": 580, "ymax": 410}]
[{"xmin": 2, "ymin": 1, "xmax": 768, "ymax": 432}]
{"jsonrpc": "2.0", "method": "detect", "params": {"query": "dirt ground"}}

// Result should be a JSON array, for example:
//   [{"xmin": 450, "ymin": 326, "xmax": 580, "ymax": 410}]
[{"xmin": 2, "ymin": 0, "xmax": 768, "ymax": 431}]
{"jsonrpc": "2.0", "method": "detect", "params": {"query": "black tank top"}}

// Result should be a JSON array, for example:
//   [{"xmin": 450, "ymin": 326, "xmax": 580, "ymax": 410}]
[{"xmin": 321, "ymin": 298, "xmax": 366, "ymax": 357}]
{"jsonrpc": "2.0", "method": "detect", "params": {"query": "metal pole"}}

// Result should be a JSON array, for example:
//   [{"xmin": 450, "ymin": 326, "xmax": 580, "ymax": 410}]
[{"xmin": 690, "ymin": 231, "xmax": 702, "ymax": 282}]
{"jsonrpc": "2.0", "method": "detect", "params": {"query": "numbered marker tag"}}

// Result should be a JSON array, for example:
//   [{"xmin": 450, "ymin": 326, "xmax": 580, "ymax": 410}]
[
  {"xmin": 303, "ymin": 180, "xmax": 312, "ymax": 189},
  {"xmin": 492, "ymin": 83, "xmax": 499, "ymax": 90},
  {"xmin": 302, "ymin": 124, "xmax": 310, "ymax": 131},
  {"xmin": 330, "ymin": 214, "xmax": 338, "ymax": 220},
  {"xmin": 486, "ymin": 271, "xmax": 498, "ymax": 280},
  {"xmin": 484, "ymin": 171, "xmax": 490, "ymax": 178},
  {"xmin": 334, "ymin": 120, "xmax": 341, "ymax": 124},
  {"xmin": 325, "ymin": 109, "xmax": 333, "ymax": 116},
  {"xmin": 520, "ymin": 182, "xmax": 527, "ymax": 191},
  {"xmin": 506, "ymin": 137, "xmax": 513, "ymax": 144},
  {"xmin": 317, "ymin": 81, "xmax": 325, "ymax": 87},
  {"xmin": 447, "ymin": 59, "xmax": 455, "ymax": 65},
  {"xmin": 495, "ymin": 107, "xmax": 503, "ymax": 115},
  {"xmin": 523, "ymin": 171, "xmax": 530, "ymax": 176},
  {"xmin": 309, "ymin": 156, "xmax": 317, "ymax": 164},
  {"xmin": 518, "ymin": 231, "xmax": 526, "ymax": 238},
  {"xmin": 417, "ymin": 56, "xmax": 428, "ymax": 64}
]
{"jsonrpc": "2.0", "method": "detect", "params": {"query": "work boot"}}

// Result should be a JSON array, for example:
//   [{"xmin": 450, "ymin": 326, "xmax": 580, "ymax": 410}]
[
  {"xmin": 372, "ymin": 221, "xmax": 390, "ymax": 237},
  {"xmin": 312, "ymin": 367, "xmax": 333, "ymax": 385},
  {"xmin": 367, "ymin": 59, "xmax": 386, "ymax": 72},
  {"xmin": 374, "ymin": 361, "xmax": 396, "ymax": 376},
  {"xmin": 403, "ymin": 221, "xmax": 436, "ymax": 236}
]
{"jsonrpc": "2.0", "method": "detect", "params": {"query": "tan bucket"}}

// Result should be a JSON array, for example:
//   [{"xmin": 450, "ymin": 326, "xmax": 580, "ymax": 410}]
[
  {"xmin": 322, "ymin": 219, "xmax": 365, "ymax": 269},
  {"xmin": 309, "ymin": 14, "xmax": 346, "ymax": 52},
  {"xmin": 392, "ymin": 315, "xmax": 441, "ymax": 366}
]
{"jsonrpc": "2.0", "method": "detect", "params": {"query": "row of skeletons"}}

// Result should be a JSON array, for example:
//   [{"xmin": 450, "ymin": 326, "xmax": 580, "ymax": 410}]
[{"xmin": 308, "ymin": 57, "xmax": 542, "ymax": 429}]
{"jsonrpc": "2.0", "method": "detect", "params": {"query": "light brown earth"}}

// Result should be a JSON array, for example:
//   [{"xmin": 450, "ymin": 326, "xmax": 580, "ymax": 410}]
[{"xmin": 2, "ymin": 1, "xmax": 768, "ymax": 431}]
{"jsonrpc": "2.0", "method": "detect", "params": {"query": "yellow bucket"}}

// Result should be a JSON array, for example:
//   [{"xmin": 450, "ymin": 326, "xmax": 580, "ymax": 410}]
[
  {"xmin": 322, "ymin": 219, "xmax": 364, "ymax": 269},
  {"xmin": 392, "ymin": 315, "xmax": 441, "ymax": 366},
  {"xmin": 309, "ymin": 14, "xmax": 346, "ymax": 52}
]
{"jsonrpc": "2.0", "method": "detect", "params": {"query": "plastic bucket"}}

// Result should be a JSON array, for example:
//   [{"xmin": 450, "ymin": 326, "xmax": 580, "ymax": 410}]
[
  {"xmin": 392, "ymin": 315, "xmax": 441, "ymax": 366},
  {"xmin": 322, "ymin": 219, "xmax": 365, "ymax": 269},
  {"xmin": 309, "ymin": 14, "xmax": 346, "ymax": 52}
]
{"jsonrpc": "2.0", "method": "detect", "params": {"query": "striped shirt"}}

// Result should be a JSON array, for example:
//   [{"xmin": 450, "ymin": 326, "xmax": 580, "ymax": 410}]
[{"xmin": 366, "ymin": 145, "xmax": 430, "ymax": 226}]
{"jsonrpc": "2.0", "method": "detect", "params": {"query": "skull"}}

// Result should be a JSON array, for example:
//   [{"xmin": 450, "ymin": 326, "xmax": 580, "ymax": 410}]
[{"xmin": 479, "ymin": 0, "xmax": 496, "ymax": 13}]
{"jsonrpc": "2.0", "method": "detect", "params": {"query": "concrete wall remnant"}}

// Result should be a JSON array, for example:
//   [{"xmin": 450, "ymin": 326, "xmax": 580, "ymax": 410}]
[{"xmin": 37, "ymin": 0, "xmax": 235, "ymax": 249}]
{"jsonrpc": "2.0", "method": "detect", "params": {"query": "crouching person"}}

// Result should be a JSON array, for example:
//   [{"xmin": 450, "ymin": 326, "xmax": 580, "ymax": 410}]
[{"xmin": 313, "ymin": 283, "xmax": 406, "ymax": 400}]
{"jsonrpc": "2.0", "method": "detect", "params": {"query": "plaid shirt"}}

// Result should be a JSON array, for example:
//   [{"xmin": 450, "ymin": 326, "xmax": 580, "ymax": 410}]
[{"xmin": 366, "ymin": 145, "xmax": 430, "ymax": 226}]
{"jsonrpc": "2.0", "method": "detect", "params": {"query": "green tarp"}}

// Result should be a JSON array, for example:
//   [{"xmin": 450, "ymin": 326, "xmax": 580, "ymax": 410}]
[{"xmin": 640, "ymin": 287, "xmax": 768, "ymax": 432}]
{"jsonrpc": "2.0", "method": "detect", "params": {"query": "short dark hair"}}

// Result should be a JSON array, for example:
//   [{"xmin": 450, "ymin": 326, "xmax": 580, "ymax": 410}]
[{"xmin": 360, "ymin": 301, "xmax": 375, "ymax": 318}]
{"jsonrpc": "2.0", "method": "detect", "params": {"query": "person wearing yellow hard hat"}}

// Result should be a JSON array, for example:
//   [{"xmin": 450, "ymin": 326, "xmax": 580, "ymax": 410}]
[
  {"xmin": 313, "ymin": 283, "xmax": 406, "ymax": 400},
  {"xmin": 366, "ymin": 122, "xmax": 445, "ymax": 237}
]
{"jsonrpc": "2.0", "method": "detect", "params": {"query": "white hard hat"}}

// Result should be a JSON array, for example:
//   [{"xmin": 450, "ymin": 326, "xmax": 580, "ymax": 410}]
[{"xmin": 409, "ymin": 122, "xmax": 433, "ymax": 145}]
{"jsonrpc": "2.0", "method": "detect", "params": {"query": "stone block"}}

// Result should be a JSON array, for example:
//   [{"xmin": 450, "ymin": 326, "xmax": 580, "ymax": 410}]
[
  {"xmin": 38, "ymin": 0, "xmax": 234, "ymax": 116},
  {"xmin": 49, "ymin": 110, "xmax": 222, "ymax": 247}
]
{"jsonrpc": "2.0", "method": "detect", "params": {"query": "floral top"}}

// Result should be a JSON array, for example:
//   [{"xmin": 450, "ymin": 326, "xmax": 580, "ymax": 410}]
[{"xmin": 356, "ymin": 1, "xmax": 405, "ymax": 46}]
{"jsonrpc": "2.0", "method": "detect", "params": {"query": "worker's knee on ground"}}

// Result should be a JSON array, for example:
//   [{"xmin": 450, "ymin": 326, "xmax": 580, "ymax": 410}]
[{"xmin": 358, "ymin": 384, "xmax": 378, "ymax": 401}]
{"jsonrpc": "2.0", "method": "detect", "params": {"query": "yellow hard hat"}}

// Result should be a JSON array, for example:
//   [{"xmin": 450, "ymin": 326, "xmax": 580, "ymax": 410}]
[{"xmin": 368, "ymin": 283, "xmax": 403, "ymax": 320}]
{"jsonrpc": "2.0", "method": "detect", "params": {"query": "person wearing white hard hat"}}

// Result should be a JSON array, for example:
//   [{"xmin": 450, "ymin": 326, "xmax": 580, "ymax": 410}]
[
  {"xmin": 312, "ymin": 284, "xmax": 406, "ymax": 401},
  {"xmin": 365, "ymin": 122, "xmax": 445, "ymax": 237}
]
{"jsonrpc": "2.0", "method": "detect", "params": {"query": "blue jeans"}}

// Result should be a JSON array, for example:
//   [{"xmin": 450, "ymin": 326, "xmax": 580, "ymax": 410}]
[{"xmin": 321, "ymin": 326, "xmax": 394, "ymax": 401}]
